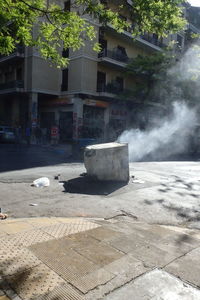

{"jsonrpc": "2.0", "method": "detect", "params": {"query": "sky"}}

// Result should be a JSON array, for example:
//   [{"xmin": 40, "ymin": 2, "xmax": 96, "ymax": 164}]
[{"xmin": 188, "ymin": 0, "xmax": 200, "ymax": 6}]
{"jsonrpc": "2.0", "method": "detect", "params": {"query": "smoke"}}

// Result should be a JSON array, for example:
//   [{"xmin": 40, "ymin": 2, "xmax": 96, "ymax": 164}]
[
  {"xmin": 118, "ymin": 102, "xmax": 197, "ymax": 161},
  {"xmin": 117, "ymin": 43, "xmax": 200, "ymax": 161}
]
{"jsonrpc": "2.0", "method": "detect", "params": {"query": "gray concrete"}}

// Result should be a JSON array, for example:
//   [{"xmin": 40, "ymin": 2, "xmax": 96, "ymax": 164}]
[
  {"xmin": 104, "ymin": 269, "xmax": 200, "ymax": 300},
  {"xmin": 1, "ymin": 145, "xmax": 200, "ymax": 299},
  {"xmin": 0, "ymin": 159, "xmax": 200, "ymax": 229},
  {"xmin": 84, "ymin": 142, "xmax": 129, "ymax": 182},
  {"xmin": 165, "ymin": 247, "xmax": 200, "ymax": 287}
]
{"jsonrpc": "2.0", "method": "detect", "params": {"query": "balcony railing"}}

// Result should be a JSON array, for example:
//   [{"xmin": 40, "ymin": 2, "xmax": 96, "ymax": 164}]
[
  {"xmin": 0, "ymin": 80, "xmax": 24, "ymax": 90},
  {"xmin": 98, "ymin": 49, "xmax": 130, "ymax": 64},
  {"xmin": 97, "ymin": 82, "xmax": 124, "ymax": 94},
  {"xmin": 0, "ymin": 46, "xmax": 25, "ymax": 60},
  {"xmin": 139, "ymin": 34, "xmax": 166, "ymax": 48}
]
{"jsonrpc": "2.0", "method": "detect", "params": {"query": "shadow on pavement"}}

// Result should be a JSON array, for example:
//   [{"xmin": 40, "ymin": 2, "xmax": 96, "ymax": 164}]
[
  {"xmin": 62, "ymin": 176, "xmax": 128, "ymax": 195},
  {"xmin": 0, "ymin": 144, "xmax": 81, "ymax": 173},
  {"xmin": 142, "ymin": 176, "xmax": 200, "ymax": 225}
]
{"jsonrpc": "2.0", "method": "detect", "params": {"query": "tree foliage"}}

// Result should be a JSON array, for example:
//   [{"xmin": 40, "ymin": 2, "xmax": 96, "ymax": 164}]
[
  {"xmin": 0, "ymin": 0, "xmax": 186, "ymax": 67},
  {"xmin": 125, "ymin": 51, "xmax": 174, "ymax": 100}
]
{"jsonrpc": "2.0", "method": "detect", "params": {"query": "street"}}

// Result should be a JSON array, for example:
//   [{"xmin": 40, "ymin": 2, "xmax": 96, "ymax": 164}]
[
  {"xmin": 1, "ymin": 143, "xmax": 200, "ymax": 299},
  {"xmin": 0, "ymin": 144, "xmax": 200, "ymax": 229}
]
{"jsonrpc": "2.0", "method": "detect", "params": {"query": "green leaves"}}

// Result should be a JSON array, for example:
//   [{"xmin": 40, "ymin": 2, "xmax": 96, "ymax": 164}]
[{"xmin": 0, "ymin": 0, "xmax": 186, "ymax": 67}]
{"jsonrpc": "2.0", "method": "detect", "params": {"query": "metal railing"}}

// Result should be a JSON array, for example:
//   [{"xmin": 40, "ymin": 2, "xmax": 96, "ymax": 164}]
[
  {"xmin": 139, "ymin": 34, "xmax": 166, "ymax": 48},
  {"xmin": 99, "ymin": 49, "xmax": 130, "ymax": 64},
  {"xmin": 0, "ymin": 80, "xmax": 24, "ymax": 90},
  {"xmin": 97, "ymin": 82, "xmax": 124, "ymax": 93}
]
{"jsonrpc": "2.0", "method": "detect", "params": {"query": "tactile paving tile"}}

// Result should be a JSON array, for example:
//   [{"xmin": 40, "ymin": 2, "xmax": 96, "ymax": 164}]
[
  {"xmin": 29, "ymin": 234, "xmax": 117, "ymax": 294},
  {"xmin": 41, "ymin": 221, "xmax": 99, "ymax": 239},
  {"xmin": 0, "ymin": 229, "xmax": 54, "ymax": 249},
  {"xmin": 5, "ymin": 263, "xmax": 65, "ymax": 300},
  {"xmin": 35, "ymin": 283, "xmax": 84, "ymax": 300},
  {"xmin": 0, "ymin": 234, "xmax": 26, "ymax": 253},
  {"xmin": 0, "ymin": 248, "xmax": 41, "ymax": 276},
  {"xmin": 55, "ymin": 218, "xmax": 93, "ymax": 225},
  {"xmin": 25, "ymin": 218, "xmax": 61, "ymax": 228},
  {"xmin": 30, "ymin": 245, "xmax": 99, "ymax": 282},
  {"xmin": 70, "ymin": 268, "xmax": 115, "ymax": 294}
]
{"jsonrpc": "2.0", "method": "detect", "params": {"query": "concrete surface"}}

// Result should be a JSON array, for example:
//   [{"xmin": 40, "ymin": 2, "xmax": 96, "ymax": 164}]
[
  {"xmin": 1, "ymin": 145, "xmax": 200, "ymax": 299},
  {"xmin": 1, "ymin": 158, "xmax": 200, "ymax": 230},
  {"xmin": 84, "ymin": 143, "xmax": 129, "ymax": 182},
  {"xmin": 104, "ymin": 269, "xmax": 200, "ymax": 300},
  {"xmin": 1, "ymin": 217, "xmax": 200, "ymax": 299}
]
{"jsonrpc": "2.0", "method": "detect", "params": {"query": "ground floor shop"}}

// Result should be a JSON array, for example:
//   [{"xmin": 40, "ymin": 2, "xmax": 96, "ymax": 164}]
[{"xmin": 0, "ymin": 91, "xmax": 167, "ymax": 144}]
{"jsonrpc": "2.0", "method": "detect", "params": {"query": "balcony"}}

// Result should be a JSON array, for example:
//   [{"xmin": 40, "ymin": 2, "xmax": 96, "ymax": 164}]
[
  {"xmin": 103, "ymin": 25, "xmax": 165, "ymax": 52},
  {"xmin": 0, "ymin": 80, "xmax": 24, "ymax": 92},
  {"xmin": 98, "ymin": 49, "xmax": 130, "ymax": 68},
  {"xmin": 139, "ymin": 34, "xmax": 165, "ymax": 48},
  {"xmin": 97, "ymin": 82, "xmax": 124, "ymax": 94},
  {"xmin": 0, "ymin": 46, "xmax": 25, "ymax": 63}
]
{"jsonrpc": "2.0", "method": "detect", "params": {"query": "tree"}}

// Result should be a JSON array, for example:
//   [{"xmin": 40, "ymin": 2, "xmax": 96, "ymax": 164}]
[
  {"xmin": 125, "ymin": 51, "xmax": 174, "ymax": 101},
  {"xmin": 0, "ymin": 0, "xmax": 186, "ymax": 67}
]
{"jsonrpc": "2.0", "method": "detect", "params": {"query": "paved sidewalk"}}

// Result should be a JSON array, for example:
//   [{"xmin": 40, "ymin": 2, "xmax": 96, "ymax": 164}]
[{"xmin": 1, "ymin": 217, "xmax": 200, "ymax": 299}]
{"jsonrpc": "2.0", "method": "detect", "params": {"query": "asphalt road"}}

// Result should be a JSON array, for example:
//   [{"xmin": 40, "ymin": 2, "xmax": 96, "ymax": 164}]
[{"xmin": 0, "ymin": 143, "xmax": 200, "ymax": 229}]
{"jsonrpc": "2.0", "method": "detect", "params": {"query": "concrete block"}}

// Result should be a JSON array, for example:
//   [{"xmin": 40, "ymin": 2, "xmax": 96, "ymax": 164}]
[{"xmin": 84, "ymin": 143, "xmax": 129, "ymax": 182}]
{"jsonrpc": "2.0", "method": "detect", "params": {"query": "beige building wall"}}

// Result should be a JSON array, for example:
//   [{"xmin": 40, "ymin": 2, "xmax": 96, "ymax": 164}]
[
  {"xmin": 28, "ymin": 57, "xmax": 61, "ymax": 94},
  {"xmin": 69, "ymin": 58, "xmax": 97, "ymax": 93},
  {"xmin": 68, "ymin": 58, "xmax": 83, "ymax": 92}
]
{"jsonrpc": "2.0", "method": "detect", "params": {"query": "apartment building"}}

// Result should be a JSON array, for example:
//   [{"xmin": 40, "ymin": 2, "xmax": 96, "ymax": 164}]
[{"xmin": 0, "ymin": 0, "xmax": 186, "ymax": 142}]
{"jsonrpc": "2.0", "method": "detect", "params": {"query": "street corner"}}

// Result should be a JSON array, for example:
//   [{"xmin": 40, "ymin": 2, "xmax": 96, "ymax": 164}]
[{"xmin": 1, "ymin": 216, "xmax": 200, "ymax": 299}]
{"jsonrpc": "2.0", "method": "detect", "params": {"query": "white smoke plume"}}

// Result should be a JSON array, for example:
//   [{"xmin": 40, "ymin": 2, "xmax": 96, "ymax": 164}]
[
  {"xmin": 117, "ymin": 43, "xmax": 200, "ymax": 161},
  {"xmin": 118, "ymin": 102, "xmax": 197, "ymax": 161}
]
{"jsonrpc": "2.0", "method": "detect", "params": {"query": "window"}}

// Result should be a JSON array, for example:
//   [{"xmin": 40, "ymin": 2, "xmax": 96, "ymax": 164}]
[
  {"xmin": 64, "ymin": 1, "xmax": 70, "ymax": 11},
  {"xmin": 61, "ymin": 69, "xmax": 68, "ymax": 91},
  {"xmin": 62, "ymin": 48, "xmax": 69, "ymax": 58},
  {"xmin": 97, "ymin": 71, "xmax": 106, "ymax": 92}
]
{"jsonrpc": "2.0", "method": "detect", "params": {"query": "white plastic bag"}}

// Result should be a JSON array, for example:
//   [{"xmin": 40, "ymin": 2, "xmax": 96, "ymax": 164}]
[{"xmin": 32, "ymin": 177, "xmax": 50, "ymax": 187}]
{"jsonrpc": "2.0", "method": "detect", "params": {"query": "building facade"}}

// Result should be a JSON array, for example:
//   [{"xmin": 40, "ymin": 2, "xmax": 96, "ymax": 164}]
[{"xmin": 0, "ymin": 0, "xmax": 188, "ymax": 143}]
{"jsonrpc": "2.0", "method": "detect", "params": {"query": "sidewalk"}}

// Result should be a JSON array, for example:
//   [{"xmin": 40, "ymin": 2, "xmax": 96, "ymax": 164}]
[{"xmin": 1, "ymin": 216, "xmax": 200, "ymax": 299}]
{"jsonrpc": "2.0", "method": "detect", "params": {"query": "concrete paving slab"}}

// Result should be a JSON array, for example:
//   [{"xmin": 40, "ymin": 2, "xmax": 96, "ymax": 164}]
[
  {"xmin": 165, "ymin": 247, "xmax": 200, "ymax": 288},
  {"xmin": 30, "ymin": 245, "xmax": 99, "ymax": 280},
  {"xmin": 104, "ymin": 252, "xmax": 149, "ymax": 276},
  {"xmin": 1, "ymin": 217, "xmax": 200, "ymax": 299},
  {"xmin": 74, "ymin": 240, "xmax": 124, "ymax": 267},
  {"xmin": 104, "ymin": 269, "xmax": 200, "ymax": 300},
  {"xmin": 71, "ymin": 268, "xmax": 115, "ymax": 294},
  {"xmin": 86, "ymin": 226, "xmax": 122, "ymax": 242},
  {"xmin": 35, "ymin": 283, "xmax": 84, "ymax": 300}
]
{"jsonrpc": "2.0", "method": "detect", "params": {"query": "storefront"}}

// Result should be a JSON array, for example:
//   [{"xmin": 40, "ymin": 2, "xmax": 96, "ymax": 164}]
[
  {"xmin": 40, "ymin": 97, "xmax": 74, "ymax": 142},
  {"xmin": 108, "ymin": 104, "xmax": 128, "ymax": 141},
  {"xmin": 82, "ymin": 99, "xmax": 109, "ymax": 141}
]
